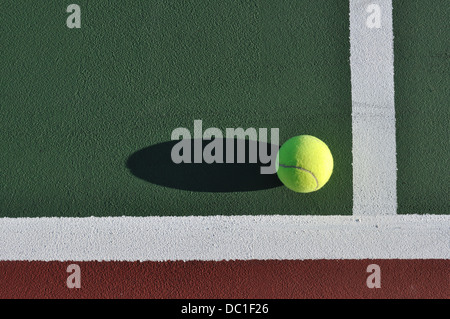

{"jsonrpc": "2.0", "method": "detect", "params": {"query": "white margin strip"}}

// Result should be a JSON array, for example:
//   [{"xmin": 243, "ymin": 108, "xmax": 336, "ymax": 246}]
[
  {"xmin": 0, "ymin": 215, "xmax": 448, "ymax": 261},
  {"xmin": 350, "ymin": 0, "xmax": 398, "ymax": 215}
]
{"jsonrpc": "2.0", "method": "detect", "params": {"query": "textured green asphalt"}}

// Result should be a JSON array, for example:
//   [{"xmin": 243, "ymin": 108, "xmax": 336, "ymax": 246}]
[
  {"xmin": 1, "ymin": 1, "xmax": 447, "ymax": 217},
  {"xmin": 394, "ymin": 0, "xmax": 449, "ymax": 214},
  {"xmin": 1, "ymin": 1, "xmax": 352, "ymax": 217}
]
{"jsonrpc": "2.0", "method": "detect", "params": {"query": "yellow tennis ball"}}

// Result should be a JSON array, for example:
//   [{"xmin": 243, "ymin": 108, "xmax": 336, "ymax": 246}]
[{"xmin": 276, "ymin": 135, "xmax": 333, "ymax": 193}]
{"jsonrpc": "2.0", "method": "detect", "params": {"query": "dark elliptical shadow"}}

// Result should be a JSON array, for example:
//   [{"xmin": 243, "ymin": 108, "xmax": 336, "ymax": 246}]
[{"xmin": 126, "ymin": 138, "xmax": 282, "ymax": 192}]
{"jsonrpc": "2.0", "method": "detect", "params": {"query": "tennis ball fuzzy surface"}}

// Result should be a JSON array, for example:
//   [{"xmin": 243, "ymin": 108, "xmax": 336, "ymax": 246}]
[{"xmin": 276, "ymin": 135, "xmax": 333, "ymax": 193}]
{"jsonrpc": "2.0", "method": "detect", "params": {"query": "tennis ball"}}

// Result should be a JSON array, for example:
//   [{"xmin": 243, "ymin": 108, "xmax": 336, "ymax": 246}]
[{"xmin": 276, "ymin": 135, "xmax": 333, "ymax": 193}]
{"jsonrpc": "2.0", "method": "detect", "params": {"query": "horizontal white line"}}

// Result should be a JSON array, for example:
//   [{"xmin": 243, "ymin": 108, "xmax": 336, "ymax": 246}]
[{"xmin": 0, "ymin": 215, "xmax": 448, "ymax": 261}]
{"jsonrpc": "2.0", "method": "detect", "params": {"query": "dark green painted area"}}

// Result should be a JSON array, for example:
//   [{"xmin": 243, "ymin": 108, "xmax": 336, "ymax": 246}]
[
  {"xmin": 393, "ymin": 1, "xmax": 449, "ymax": 214},
  {"xmin": 1, "ymin": 1, "xmax": 352, "ymax": 217}
]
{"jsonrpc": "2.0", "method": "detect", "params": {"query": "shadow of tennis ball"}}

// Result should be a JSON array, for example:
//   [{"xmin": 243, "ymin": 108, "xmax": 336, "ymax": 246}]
[{"xmin": 126, "ymin": 139, "xmax": 281, "ymax": 192}]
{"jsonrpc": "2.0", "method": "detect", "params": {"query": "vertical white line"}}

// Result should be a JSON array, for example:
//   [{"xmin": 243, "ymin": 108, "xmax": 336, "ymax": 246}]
[{"xmin": 350, "ymin": 0, "xmax": 397, "ymax": 215}]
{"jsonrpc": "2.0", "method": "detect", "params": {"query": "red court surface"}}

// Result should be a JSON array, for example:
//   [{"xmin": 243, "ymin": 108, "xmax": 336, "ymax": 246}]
[{"xmin": 0, "ymin": 260, "xmax": 447, "ymax": 299}]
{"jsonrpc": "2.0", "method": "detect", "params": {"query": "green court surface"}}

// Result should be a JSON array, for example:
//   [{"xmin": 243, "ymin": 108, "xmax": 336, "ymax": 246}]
[
  {"xmin": 393, "ymin": 0, "xmax": 449, "ymax": 215},
  {"xmin": 1, "ymin": 1, "xmax": 352, "ymax": 217},
  {"xmin": 1, "ymin": 1, "xmax": 448, "ymax": 217}
]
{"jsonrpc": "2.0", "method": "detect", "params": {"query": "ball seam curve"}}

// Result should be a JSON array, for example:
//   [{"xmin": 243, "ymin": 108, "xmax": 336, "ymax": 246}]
[{"xmin": 278, "ymin": 164, "xmax": 319, "ymax": 191}]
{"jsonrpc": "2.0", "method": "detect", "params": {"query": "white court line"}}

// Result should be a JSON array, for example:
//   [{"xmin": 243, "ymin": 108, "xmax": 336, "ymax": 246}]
[
  {"xmin": 350, "ymin": 0, "xmax": 397, "ymax": 215},
  {"xmin": 0, "ymin": 215, "xmax": 448, "ymax": 261}
]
